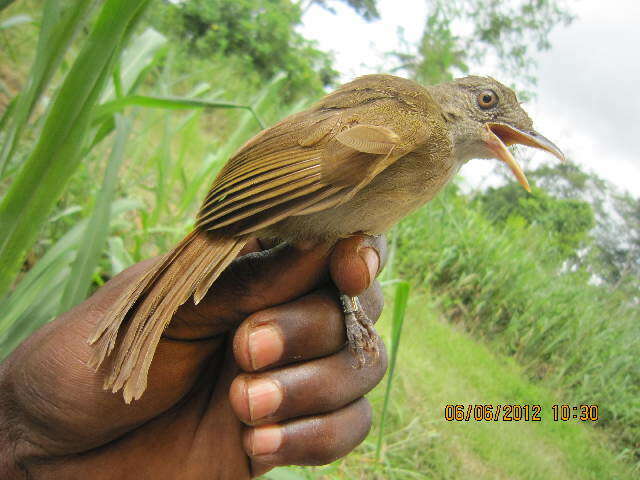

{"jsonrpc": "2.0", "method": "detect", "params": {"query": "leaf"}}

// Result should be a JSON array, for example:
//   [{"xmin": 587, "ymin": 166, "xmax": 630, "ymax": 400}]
[
  {"xmin": 0, "ymin": 0, "xmax": 16, "ymax": 12},
  {"xmin": 94, "ymin": 94, "xmax": 264, "ymax": 129},
  {"xmin": 0, "ymin": 199, "xmax": 140, "ymax": 359},
  {"xmin": 60, "ymin": 115, "xmax": 131, "ymax": 312},
  {"xmin": 263, "ymin": 467, "xmax": 311, "ymax": 480},
  {"xmin": 107, "ymin": 237, "xmax": 134, "ymax": 277},
  {"xmin": 0, "ymin": 0, "xmax": 97, "ymax": 175},
  {"xmin": 375, "ymin": 280, "xmax": 410, "ymax": 460},
  {"xmin": 0, "ymin": 0, "xmax": 151, "ymax": 297},
  {"xmin": 0, "ymin": 14, "xmax": 33, "ymax": 30},
  {"xmin": 101, "ymin": 27, "xmax": 167, "ymax": 101}
]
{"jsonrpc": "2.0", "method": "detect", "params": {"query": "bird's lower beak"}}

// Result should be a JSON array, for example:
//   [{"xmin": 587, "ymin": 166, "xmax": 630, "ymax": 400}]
[{"xmin": 483, "ymin": 122, "xmax": 565, "ymax": 193}]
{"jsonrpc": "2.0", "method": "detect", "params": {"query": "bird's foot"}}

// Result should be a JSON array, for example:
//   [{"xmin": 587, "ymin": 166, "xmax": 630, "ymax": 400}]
[{"xmin": 340, "ymin": 294, "xmax": 379, "ymax": 368}]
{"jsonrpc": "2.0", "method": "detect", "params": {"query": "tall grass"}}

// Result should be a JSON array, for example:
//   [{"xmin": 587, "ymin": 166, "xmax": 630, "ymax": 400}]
[
  {"xmin": 0, "ymin": 3, "xmax": 305, "ymax": 357},
  {"xmin": 0, "ymin": 0, "xmax": 151, "ymax": 296},
  {"xmin": 376, "ymin": 280, "xmax": 411, "ymax": 461},
  {"xmin": 395, "ymin": 185, "xmax": 640, "ymax": 462}
]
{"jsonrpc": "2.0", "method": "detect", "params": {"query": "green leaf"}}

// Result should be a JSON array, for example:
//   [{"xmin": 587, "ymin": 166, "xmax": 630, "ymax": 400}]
[
  {"xmin": 95, "ymin": 94, "xmax": 264, "ymax": 129},
  {"xmin": 107, "ymin": 237, "xmax": 135, "ymax": 277},
  {"xmin": 0, "ymin": 199, "xmax": 140, "ymax": 359},
  {"xmin": 375, "ymin": 280, "xmax": 410, "ymax": 460},
  {"xmin": 0, "ymin": 0, "xmax": 96, "ymax": 175},
  {"xmin": 0, "ymin": 0, "xmax": 151, "ymax": 298},
  {"xmin": 0, "ymin": 14, "xmax": 33, "ymax": 30},
  {"xmin": 60, "ymin": 115, "xmax": 132, "ymax": 312},
  {"xmin": 101, "ymin": 27, "xmax": 167, "ymax": 101},
  {"xmin": 264, "ymin": 467, "xmax": 311, "ymax": 480}
]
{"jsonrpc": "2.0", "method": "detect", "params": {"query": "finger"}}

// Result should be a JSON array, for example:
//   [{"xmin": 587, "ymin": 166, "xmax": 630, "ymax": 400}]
[
  {"xmin": 229, "ymin": 338, "xmax": 386, "ymax": 425},
  {"xmin": 173, "ymin": 235, "xmax": 386, "ymax": 339},
  {"xmin": 233, "ymin": 282, "xmax": 384, "ymax": 372},
  {"xmin": 244, "ymin": 397, "xmax": 372, "ymax": 476},
  {"xmin": 330, "ymin": 234, "xmax": 387, "ymax": 297},
  {"xmin": 171, "ymin": 242, "xmax": 334, "ymax": 338}
]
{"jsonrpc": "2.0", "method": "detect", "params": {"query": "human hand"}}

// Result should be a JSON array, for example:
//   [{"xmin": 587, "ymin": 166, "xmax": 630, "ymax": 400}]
[{"xmin": 0, "ymin": 236, "xmax": 387, "ymax": 479}]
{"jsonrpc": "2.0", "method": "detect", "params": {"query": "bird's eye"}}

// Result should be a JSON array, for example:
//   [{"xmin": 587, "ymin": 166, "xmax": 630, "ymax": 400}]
[{"xmin": 477, "ymin": 90, "xmax": 498, "ymax": 109}]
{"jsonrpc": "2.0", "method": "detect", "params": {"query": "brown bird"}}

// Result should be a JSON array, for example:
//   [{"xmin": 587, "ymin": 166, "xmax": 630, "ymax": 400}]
[{"xmin": 89, "ymin": 74, "xmax": 564, "ymax": 403}]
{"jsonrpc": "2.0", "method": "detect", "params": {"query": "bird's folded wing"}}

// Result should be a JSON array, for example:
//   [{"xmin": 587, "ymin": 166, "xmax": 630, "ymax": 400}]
[{"xmin": 195, "ymin": 105, "xmax": 427, "ymax": 235}]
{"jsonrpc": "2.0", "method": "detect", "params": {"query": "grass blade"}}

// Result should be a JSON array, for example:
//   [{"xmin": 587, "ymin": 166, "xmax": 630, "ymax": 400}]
[
  {"xmin": 95, "ymin": 94, "xmax": 264, "ymax": 129},
  {"xmin": 375, "ymin": 280, "xmax": 411, "ymax": 461},
  {"xmin": 0, "ymin": 14, "xmax": 33, "ymax": 30},
  {"xmin": 0, "ymin": 199, "xmax": 141, "ymax": 359},
  {"xmin": 101, "ymin": 27, "xmax": 167, "ymax": 101},
  {"xmin": 60, "ymin": 115, "xmax": 131, "ymax": 311},
  {"xmin": 0, "ymin": 0, "xmax": 151, "ymax": 297},
  {"xmin": 0, "ymin": 0, "xmax": 96, "ymax": 175}
]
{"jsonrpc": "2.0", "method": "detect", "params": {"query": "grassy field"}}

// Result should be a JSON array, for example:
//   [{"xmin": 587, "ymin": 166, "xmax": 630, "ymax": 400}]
[{"xmin": 268, "ymin": 291, "xmax": 635, "ymax": 479}]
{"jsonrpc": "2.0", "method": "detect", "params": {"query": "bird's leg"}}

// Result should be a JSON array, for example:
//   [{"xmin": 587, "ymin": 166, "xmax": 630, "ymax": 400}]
[{"xmin": 340, "ymin": 294, "xmax": 379, "ymax": 368}]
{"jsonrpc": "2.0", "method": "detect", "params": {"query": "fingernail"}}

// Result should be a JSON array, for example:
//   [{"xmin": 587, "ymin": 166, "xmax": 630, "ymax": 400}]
[
  {"xmin": 248, "ymin": 325, "xmax": 284, "ymax": 370},
  {"xmin": 249, "ymin": 425, "xmax": 282, "ymax": 456},
  {"xmin": 247, "ymin": 378, "xmax": 282, "ymax": 422},
  {"xmin": 359, "ymin": 247, "xmax": 380, "ymax": 286}
]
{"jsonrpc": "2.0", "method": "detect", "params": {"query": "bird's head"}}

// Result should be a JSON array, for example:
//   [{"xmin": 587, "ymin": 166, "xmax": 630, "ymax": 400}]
[{"xmin": 428, "ymin": 76, "xmax": 565, "ymax": 192}]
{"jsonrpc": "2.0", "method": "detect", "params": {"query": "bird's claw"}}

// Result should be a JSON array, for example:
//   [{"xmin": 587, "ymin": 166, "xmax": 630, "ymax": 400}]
[{"xmin": 341, "ymin": 294, "xmax": 380, "ymax": 368}]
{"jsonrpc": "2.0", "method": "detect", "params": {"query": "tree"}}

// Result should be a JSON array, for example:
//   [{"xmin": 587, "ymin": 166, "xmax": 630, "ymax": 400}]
[
  {"xmin": 391, "ymin": 8, "xmax": 469, "ymax": 85},
  {"xmin": 480, "ymin": 162, "xmax": 640, "ymax": 292},
  {"xmin": 299, "ymin": 0, "xmax": 380, "ymax": 22},
  {"xmin": 478, "ymin": 181, "xmax": 595, "ymax": 261},
  {"xmin": 390, "ymin": 0, "xmax": 574, "ymax": 88},
  {"xmin": 151, "ymin": 0, "xmax": 338, "ymax": 96}
]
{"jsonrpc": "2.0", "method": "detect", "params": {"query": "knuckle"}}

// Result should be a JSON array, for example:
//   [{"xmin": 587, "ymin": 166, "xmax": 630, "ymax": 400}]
[{"xmin": 304, "ymin": 420, "xmax": 341, "ymax": 465}]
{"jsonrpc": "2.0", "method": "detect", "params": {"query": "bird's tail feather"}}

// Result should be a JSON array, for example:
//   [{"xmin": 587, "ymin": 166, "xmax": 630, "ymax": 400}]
[{"xmin": 88, "ymin": 230, "xmax": 246, "ymax": 403}]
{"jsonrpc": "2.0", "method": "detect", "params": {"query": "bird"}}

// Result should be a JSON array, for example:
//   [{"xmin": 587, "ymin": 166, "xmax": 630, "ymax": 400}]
[{"xmin": 88, "ymin": 74, "xmax": 564, "ymax": 403}]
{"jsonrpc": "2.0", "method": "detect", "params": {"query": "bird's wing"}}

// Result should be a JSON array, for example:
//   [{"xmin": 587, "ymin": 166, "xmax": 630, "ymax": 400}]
[{"xmin": 195, "ymin": 95, "xmax": 433, "ymax": 236}]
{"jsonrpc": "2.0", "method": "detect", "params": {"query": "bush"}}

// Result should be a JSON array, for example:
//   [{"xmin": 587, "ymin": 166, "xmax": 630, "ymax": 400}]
[{"xmin": 150, "ymin": 0, "xmax": 337, "ymax": 98}]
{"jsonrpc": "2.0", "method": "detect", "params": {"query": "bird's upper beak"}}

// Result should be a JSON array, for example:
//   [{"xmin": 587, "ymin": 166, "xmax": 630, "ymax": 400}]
[{"xmin": 483, "ymin": 122, "xmax": 565, "ymax": 192}]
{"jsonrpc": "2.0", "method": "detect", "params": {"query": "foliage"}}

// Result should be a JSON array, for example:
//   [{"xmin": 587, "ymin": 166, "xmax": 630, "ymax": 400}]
[
  {"xmin": 527, "ymin": 163, "xmax": 640, "ymax": 288},
  {"xmin": 395, "ymin": 185, "xmax": 640, "ymax": 461},
  {"xmin": 0, "ymin": 0, "xmax": 151, "ymax": 297},
  {"xmin": 375, "ymin": 280, "xmax": 410, "ymax": 460},
  {"xmin": 392, "ymin": 7, "xmax": 469, "ymax": 85},
  {"xmin": 496, "ymin": 162, "xmax": 640, "ymax": 292},
  {"xmin": 478, "ymin": 181, "xmax": 595, "ymax": 261},
  {"xmin": 0, "ymin": 0, "xmax": 96, "ymax": 176},
  {"xmin": 1, "ymin": 0, "xmax": 638, "ymax": 474},
  {"xmin": 301, "ymin": 0, "xmax": 380, "ymax": 21},
  {"xmin": 390, "ymin": 0, "xmax": 574, "ymax": 87},
  {"xmin": 0, "ymin": 1, "xmax": 302, "ymax": 352},
  {"xmin": 151, "ymin": 0, "xmax": 338, "ymax": 97}
]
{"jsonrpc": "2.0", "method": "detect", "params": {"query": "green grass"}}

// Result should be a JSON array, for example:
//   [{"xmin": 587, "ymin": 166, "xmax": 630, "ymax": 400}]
[
  {"xmin": 269, "ymin": 292, "xmax": 635, "ymax": 479},
  {"xmin": 0, "ymin": 2, "xmax": 307, "ymax": 356},
  {"xmin": 394, "ymin": 187, "xmax": 640, "ymax": 460}
]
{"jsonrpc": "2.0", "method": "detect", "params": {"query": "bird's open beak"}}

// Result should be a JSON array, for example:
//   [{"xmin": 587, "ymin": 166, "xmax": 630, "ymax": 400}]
[{"xmin": 483, "ymin": 122, "xmax": 565, "ymax": 193}]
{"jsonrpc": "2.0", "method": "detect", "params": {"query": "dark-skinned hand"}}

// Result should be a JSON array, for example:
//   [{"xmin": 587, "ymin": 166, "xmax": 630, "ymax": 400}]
[{"xmin": 0, "ymin": 235, "xmax": 387, "ymax": 479}]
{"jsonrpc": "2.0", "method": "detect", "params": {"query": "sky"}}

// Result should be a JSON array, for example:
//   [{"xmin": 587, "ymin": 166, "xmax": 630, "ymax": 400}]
[{"xmin": 300, "ymin": 0, "xmax": 640, "ymax": 197}]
